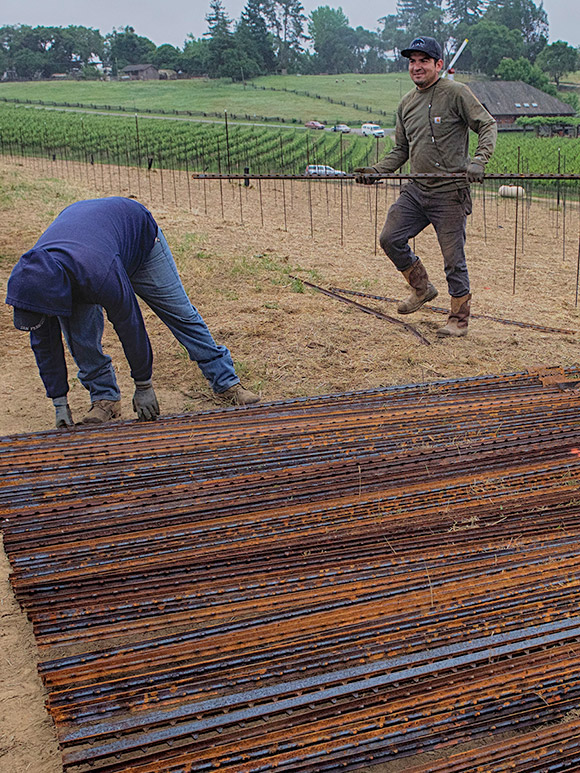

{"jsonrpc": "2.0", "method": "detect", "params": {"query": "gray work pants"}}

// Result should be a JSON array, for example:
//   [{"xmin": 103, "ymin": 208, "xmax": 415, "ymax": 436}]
[{"xmin": 379, "ymin": 182, "xmax": 473, "ymax": 297}]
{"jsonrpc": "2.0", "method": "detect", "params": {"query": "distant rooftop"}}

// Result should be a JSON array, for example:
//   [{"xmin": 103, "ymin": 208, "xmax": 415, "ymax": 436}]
[{"xmin": 466, "ymin": 80, "xmax": 575, "ymax": 118}]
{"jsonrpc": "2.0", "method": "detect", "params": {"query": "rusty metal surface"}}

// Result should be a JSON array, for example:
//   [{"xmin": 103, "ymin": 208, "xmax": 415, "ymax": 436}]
[{"xmin": 2, "ymin": 369, "xmax": 580, "ymax": 772}]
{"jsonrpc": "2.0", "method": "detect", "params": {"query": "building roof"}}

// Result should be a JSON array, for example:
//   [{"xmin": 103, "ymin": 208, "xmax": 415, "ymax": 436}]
[
  {"xmin": 466, "ymin": 80, "xmax": 575, "ymax": 117},
  {"xmin": 121, "ymin": 64, "xmax": 157, "ymax": 72}
]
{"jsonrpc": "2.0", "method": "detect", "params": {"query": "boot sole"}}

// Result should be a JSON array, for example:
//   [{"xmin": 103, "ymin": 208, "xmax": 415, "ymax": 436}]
[{"xmin": 397, "ymin": 287, "xmax": 438, "ymax": 315}]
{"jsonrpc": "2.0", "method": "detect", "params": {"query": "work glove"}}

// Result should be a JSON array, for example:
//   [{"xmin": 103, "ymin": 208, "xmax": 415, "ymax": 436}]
[
  {"xmin": 354, "ymin": 167, "xmax": 379, "ymax": 185},
  {"xmin": 132, "ymin": 379, "xmax": 159, "ymax": 421},
  {"xmin": 466, "ymin": 161, "xmax": 485, "ymax": 184},
  {"xmin": 53, "ymin": 396, "xmax": 74, "ymax": 429}
]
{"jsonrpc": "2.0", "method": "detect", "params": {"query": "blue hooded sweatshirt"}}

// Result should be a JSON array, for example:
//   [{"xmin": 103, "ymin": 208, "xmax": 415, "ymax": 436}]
[{"xmin": 6, "ymin": 197, "xmax": 158, "ymax": 398}]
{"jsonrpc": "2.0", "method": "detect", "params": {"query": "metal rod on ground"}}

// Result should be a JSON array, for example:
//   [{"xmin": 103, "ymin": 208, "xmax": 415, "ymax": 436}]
[
  {"xmin": 288, "ymin": 276, "xmax": 430, "ymax": 345},
  {"xmin": 328, "ymin": 287, "xmax": 577, "ymax": 335}
]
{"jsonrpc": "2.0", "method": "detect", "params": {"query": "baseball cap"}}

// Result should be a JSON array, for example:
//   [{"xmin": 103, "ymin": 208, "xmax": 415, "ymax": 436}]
[
  {"xmin": 13, "ymin": 307, "xmax": 47, "ymax": 331},
  {"xmin": 401, "ymin": 37, "xmax": 443, "ymax": 61}
]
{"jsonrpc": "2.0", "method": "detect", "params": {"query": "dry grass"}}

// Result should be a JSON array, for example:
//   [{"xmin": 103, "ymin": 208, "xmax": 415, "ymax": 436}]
[{"xmin": 1, "ymin": 155, "xmax": 579, "ymax": 435}]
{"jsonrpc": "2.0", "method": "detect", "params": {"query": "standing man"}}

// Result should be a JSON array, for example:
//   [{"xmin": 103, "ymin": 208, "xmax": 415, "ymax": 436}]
[
  {"xmin": 355, "ymin": 36, "xmax": 497, "ymax": 337},
  {"xmin": 6, "ymin": 197, "xmax": 259, "ymax": 428}
]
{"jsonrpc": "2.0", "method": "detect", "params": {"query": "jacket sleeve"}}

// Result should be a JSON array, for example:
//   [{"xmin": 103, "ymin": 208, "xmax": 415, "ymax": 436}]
[
  {"xmin": 98, "ymin": 262, "xmax": 153, "ymax": 383},
  {"xmin": 30, "ymin": 316, "xmax": 69, "ymax": 399},
  {"xmin": 459, "ymin": 87, "xmax": 497, "ymax": 166},
  {"xmin": 372, "ymin": 105, "xmax": 410, "ymax": 174}
]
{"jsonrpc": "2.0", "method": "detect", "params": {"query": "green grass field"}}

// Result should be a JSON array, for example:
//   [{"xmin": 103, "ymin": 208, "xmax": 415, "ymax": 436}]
[
  {"xmin": 0, "ymin": 74, "xmax": 410, "ymax": 127},
  {"xmin": 1, "ymin": 71, "xmax": 578, "ymax": 130}
]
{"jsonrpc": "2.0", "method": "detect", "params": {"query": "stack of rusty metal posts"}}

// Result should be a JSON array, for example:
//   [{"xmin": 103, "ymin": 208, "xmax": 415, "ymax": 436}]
[{"xmin": 2, "ymin": 368, "xmax": 580, "ymax": 773}]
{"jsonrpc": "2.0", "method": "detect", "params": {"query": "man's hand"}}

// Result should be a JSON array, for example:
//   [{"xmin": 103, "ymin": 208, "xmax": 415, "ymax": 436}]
[
  {"xmin": 133, "ymin": 380, "xmax": 159, "ymax": 421},
  {"xmin": 354, "ymin": 167, "xmax": 379, "ymax": 185},
  {"xmin": 55, "ymin": 403, "xmax": 74, "ymax": 429},
  {"xmin": 466, "ymin": 161, "xmax": 485, "ymax": 184}
]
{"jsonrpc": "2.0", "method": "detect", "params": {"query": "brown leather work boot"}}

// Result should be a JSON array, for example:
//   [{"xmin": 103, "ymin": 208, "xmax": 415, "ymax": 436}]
[
  {"xmin": 397, "ymin": 259, "xmax": 438, "ymax": 314},
  {"xmin": 217, "ymin": 384, "xmax": 260, "ymax": 406},
  {"xmin": 81, "ymin": 399, "xmax": 122, "ymax": 424},
  {"xmin": 437, "ymin": 293, "xmax": 472, "ymax": 337}
]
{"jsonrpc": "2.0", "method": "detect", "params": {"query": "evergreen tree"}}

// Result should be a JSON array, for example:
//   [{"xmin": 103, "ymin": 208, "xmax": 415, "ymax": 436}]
[
  {"xmin": 262, "ymin": 0, "xmax": 306, "ymax": 72},
  {"xmin": 204, "ymin": 0, "xmax": 235, "ymax": 78},
  {"xmin": 484, "ymin": 0, "xmax": 548, "ymax": 61},
  {"xmin": 446, "ymin": 0, "xmax": 488, "ymax": 26},
  {"xmin": 239, "ymin": 0, "xmax": 277, "ymax": 73}
]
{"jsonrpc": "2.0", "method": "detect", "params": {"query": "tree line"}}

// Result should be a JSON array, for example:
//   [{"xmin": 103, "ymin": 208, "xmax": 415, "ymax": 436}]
[{"xmin": 1, "ymin": 0, "xmax": 578, "ymax": 92}]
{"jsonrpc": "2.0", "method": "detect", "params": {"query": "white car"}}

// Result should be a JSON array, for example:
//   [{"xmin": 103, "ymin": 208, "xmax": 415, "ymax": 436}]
[
  {"xmin": 305, "ymin": 164, "xmax": 346, "ymax": 177},
  {"xmin": 361, "ymin": 123, "xmax": 385, "ymax": 138}
]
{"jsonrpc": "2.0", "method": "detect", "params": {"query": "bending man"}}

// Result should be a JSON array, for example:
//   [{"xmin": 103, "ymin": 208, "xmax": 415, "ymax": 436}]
[
  {"xmin": 355, "ymin": 36, "xmax": 497, "ymax": 336},
  {"xmin": 6, "ymin": 196, "xmax": 259, "ymax": 428}
]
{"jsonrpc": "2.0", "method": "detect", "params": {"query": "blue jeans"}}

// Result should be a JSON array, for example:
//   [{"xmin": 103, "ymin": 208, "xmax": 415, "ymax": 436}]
[
  {"xmin": 59, "ymin": 304, "xmax": 120, "ymax": 402},
  {"xmin": 131, "ymin": 230, "xmax": 238, "ymax": 393},
  {"xmin": 58, "ymin": 230, "xmax": 239, "ymax": 402}
]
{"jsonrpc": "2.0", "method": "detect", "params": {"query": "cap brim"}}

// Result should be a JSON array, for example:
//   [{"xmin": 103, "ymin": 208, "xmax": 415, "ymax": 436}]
[{"xmin": 13, "ymin": 308, "xmax": 47, "ymax": 331}]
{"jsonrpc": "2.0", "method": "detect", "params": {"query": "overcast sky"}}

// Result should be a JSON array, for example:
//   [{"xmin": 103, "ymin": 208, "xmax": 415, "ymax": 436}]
[{"xmin": 2, "ymin": 0, "xmax": 577, "ymax": 50}]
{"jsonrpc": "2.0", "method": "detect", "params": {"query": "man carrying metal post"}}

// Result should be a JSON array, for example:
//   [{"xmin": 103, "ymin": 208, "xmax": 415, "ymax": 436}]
[
  {"xmin": 354, "ymin": 36, "xmax": 497, "ymax": 337},
  {"xmin": 6, "ymin": 197, "xmax": 259, "ymax": 428}
]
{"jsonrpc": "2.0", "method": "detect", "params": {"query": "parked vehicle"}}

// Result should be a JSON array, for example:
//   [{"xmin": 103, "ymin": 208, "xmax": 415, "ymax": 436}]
[
  {"xmin": 331, "ymin": 123, "xmax": 350, "ymax": 133},
  {"xmin": 361, "ymin": 123, "xmax": 385, "ymax": 138},
  {"xmin": 305, "ymin": 164, "xmax": 346, "ymax": 176},
  {"xmin": 304, "ymin": 120, "xmax": 325, "ymax": 129}
]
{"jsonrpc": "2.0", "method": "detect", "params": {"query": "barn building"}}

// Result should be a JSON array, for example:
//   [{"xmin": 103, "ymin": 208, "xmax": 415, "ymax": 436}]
[
  {"xmin": 120, "ymin": 64, "xmax": 159, "ymax": 81},
  {"xmin": 466, "ymin": 80, "xmax": 576, "ymax": 128}
]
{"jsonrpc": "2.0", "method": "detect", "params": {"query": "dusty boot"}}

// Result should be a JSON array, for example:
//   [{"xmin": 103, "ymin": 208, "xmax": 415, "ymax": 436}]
[
  {"xmin": 397, "ymin": 259, "xmax": 438, "ymax": 314},
  {"xmin": 437, "ymin": 293, "xmax": 472, "ymax": 337},
  {"xmin": 217, "ymin": 384, "xmax": 260, "ymax": 406},
  {"xmin": 81, "ymin": 399, "xmax": 122, "ymax": 424}
]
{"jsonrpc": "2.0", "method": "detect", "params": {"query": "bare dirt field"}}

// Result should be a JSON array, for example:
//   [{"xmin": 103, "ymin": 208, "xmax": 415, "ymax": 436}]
[{"xmin": 0, "ymin": 155, "xmax": 578, "ymax": 773}]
